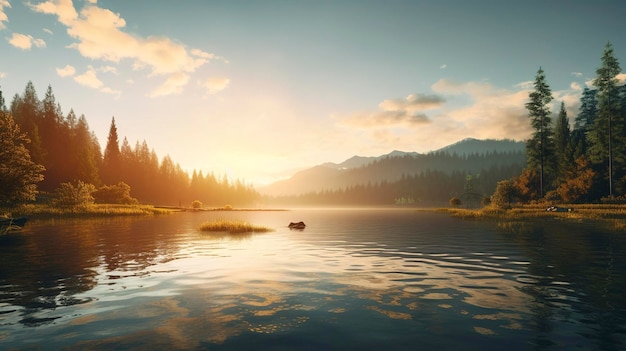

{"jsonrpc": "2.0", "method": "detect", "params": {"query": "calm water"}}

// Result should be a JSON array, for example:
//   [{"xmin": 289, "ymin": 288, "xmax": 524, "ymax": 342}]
[{"xmin": 1, "ymin": 208, "xmax": 625, "ymax": 350}]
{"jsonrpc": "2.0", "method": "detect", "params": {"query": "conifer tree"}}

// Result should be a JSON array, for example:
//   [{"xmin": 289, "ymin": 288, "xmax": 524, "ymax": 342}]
[
  {"xmin": 525, "ymin": 67, "xmax": 555, "ymax": 198},
  {"xmin": 588, "ymin": 42, "xmax": 624, "ymax": 197},
  {"xmin": 102, "ymin": 117, "xmax": 121, "ymax": 184},
  {"xmin": 554, "ymin": 101, "xmax": 572, "ymax": 183}
]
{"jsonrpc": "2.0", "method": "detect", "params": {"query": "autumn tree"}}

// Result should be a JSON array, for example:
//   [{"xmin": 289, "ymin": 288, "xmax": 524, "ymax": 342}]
[
  {"xmin": 525, "ymin": 67, "xmax": 555, "ymax": 197},
  {"xmin": 588, "ymin": 42, "xmax": 624, "ymax": 197},
  {"xmin": 0, "ymin": 109, "xmax": 45, "ymax": 205},
  {"xmin": 556, "ymin": 156, "xmax": 596, "ymax": 203}
]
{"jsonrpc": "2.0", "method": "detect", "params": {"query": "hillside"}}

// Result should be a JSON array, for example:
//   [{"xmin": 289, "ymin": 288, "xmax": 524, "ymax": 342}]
[{"xmin": 259, "ymin": 139, "xmax": 526, "ymax": 197}]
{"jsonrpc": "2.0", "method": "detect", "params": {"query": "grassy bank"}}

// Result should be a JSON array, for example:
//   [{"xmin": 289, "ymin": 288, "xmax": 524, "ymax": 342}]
[
  {"xmin": 4, "ymin": 203, "xmax": 173, "ymax": 218},
  {"xmin": 437, "ymin": 204, "xmax": 626, "ymax": 229},
  {"xmin": 199, "ymin": 219, "xmax": 274, "ymax": 234}
]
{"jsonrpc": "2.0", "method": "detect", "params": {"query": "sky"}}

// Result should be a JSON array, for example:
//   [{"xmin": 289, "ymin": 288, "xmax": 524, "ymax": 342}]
[{"xmin": 1, "ymin": 0, "xmax": 626, "ymax": 186}]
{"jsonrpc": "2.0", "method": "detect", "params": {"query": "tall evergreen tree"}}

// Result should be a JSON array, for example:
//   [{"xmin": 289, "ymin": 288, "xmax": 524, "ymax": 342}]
[
  {"xmin": 554, "ymin": 101, "xmax": 572, "ymax": 183},
  {"xmin": 0, "ymin": 86, "xmax": 6, "ymax": 113},
  {"xmin": 525, "ymin": 67, "xmax": 555, "ymax": 197},
  {"xmin": 102, "ymin": 117, "xmax": 121, "ymax": 184},
  {"xmin": 588, "ymin": 42, "xmax": 624, "ymax": 197}
]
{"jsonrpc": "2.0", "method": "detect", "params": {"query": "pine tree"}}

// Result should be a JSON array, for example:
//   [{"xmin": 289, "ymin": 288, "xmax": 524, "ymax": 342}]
[
  {"xmin": 102, "ymin": 117, "xmax": 121, "ymax": 184},
  {"xmin": 525, "ymin": 67, "xmax": 555, "ymax": 198},
  {"xmin": 554, "ymin": 101, "xmax": 572, "ymax": 183},
  {"xmin": 588, "ymin": 42, "xmax": 624, "ymax": 197}
]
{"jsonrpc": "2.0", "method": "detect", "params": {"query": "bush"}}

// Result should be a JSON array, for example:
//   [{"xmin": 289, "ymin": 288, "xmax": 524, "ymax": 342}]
[
  {"xmin": 449, "ymin": 197, "xmax": 462, "ymax": 207},
  {"xmin": 93, "ymin": 182, "xmax": 138, "ymax": 205},
  {"xmin": 53, "ymin": 181, "xmax": 96, "ymax": 207},
  {"xmin": 192, "ymin": 200, "xmax": 203, "ymax": 209},
  {"xmin": 491, "ymin": 179, "xmax": 518, "ymax": 209}
]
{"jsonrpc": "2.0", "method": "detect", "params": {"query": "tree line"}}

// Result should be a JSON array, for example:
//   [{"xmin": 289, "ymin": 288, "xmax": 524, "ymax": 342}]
[
  {"xmin": 493, "ymin": 42, "xmax": 626, "ymax": 206},
  {"xmin": 0, "ymin": 81, "xmax": 259, "ymax": 207},
  {"xmin": 268, "ymin": 151, "xmax": 525, "ymax": 207}
]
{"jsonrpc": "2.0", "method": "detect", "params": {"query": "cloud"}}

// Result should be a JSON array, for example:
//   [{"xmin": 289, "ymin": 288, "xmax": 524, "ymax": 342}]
[
  {"xmin": 74, "ymin": 67, "xmax": 103, "ymax": 88},
  {"xmin": 7, "ymin": 33, "xmax": 46, "ymax": 50},
  {"xmin": 43, "ymin": 28, "xmax": 53, "ymax": 35},
  {"xmin": 347, "ymin": 110, "xmax": 432, "ymax": 128},
  {"xmin": 0, "ymin": 0, "xmax": 9, "ymax": 30},
  {"xmin": 379, "ymin": 93, "xmax": 445, "ymax": 112},
  {"xmin": 200, "ymin": 77, "xmax": 230, "ymax": 95},
  {"xmin": 571, "ymin": 72, "xmax": 583, "ymax": 77},
  {"xmin": 31, "ymin": 0, "xmax": 223, "ymax": 97},
  {"xmin": 56, "ymin": 64, "xmax": 76, "ymax": 77},
  {"xmin": 431, "ymin": 79, "xmax": 532, "ymax": 139},
  {"xmin": 570, "ymin": 81, "xmax": 582, "ymax": 91},
  {"xmin": 0, "ymin": 71, "xmax": 6, "ymax": 78},
  {"xmin": 440, "ymin": 64, "xmax": 447, "ymax": 69},
  {"xmin": 149, "ymin": 72, "xmax": 190, "ymax": 97}
]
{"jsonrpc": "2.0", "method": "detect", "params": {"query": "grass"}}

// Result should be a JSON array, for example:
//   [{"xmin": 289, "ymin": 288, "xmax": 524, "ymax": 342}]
[
  {"xmin": 199, "ymin": 219, "xmax": 274, "ymax": 234},
  {"xmin": 3, "ymin": 203, "xmax": 173, "ymax": 218},
  {"xmin": 437, "ymin": 203, "xmax": 626, "ymax": 230}
]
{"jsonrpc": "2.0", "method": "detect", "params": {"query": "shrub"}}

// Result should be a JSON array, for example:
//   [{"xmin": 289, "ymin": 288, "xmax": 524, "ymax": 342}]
[
  {"xmin": 53, "ymin": 181, "xmax": 96, "ymax": 207},
  {"xmin": 449, "ymin": 197, "xmax": 462, "ymax": 207},
  {"xmin": 491, "ymin": 179, "xmax": 518, "ymax": 209},
  {"xmin": 93, "ymin": 182, "xmax": 138, "ymax": 205},
  {"xmin": 192, "ymin": 200, "xmax": 203, "ymax": 209}
]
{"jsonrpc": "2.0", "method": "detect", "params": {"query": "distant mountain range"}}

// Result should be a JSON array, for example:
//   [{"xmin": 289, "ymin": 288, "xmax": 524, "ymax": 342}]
[{"xmin": 259, "ymin": 138, "xmax": 525, "ymax": 196}]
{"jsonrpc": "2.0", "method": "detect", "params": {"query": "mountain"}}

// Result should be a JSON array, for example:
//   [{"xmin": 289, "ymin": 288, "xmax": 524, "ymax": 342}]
[
  {"xmin": 259, "ymin": 139, "xmax": 525, "ymax": 196},
  {"xmin": 320, "ymin": 150, "xmax": 420, "ymax": 170},
  {"xmin": 436, "ymin": 138, "xmax": 524, "ymax": 156}
]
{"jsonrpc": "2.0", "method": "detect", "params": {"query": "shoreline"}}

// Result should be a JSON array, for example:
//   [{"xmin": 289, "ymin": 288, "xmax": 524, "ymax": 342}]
[{"xmin": 436, "ymin": 204, "xmax": 626, "ymax": 230}]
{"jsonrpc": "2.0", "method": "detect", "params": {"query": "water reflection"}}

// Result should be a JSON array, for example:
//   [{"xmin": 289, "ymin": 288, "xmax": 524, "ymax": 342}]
[{"xmin": 1, "ymin": 210, "xmax": 625, "ymax": 350}]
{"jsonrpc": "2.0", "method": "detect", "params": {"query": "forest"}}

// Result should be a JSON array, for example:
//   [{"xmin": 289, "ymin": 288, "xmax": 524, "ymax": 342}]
[
  {"xmin": 490, "ymin": 42, "xmax": 626, "ymax": 207},
  {"xmin": 266, "ymin": 151, "xmax": 525, "ymax": 207},
  {"xmin": 0, "ymin": 82, "xmax": 260, "ymax": 207}
]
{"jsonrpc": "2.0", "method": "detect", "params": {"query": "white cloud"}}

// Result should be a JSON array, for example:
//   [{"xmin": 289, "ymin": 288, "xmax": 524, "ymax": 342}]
[
  {"xmin": 43, "ymin": 28, "xmax": 53, "ymax": 35},
  {"xmin": 379, "ymin": 93, "xmax": 445, "ymax": 112},
  {"xmin": 514, "ymin": 80, "xmax": 534, "ymax": 90},
  {"xmin": 570, "ymin": 81, "xmax": 582, "ymax": 91},
  {"xmin": 149, "ymin": 72, "xmax": 190, "ymax": 97},
  {"xmin": 74, "ymin": 67, "xmax": 103, "ymax": 89},
  {"xmin": 31, "ymin": 0, "xmax": 224, "ymax": 97},
  {"xmin": 0, "ymin": 71, "xmax": 6, "ymax": 78},
  {"xmin": 335, "ymin": 78, "xmax": 558, "ymax": 153},
  {"xmin": 618, "ymin": 73, "xmax": 626, "ymax": 84},
  {"xmin": 0, "ymin": 0, "xmax": 10, "ymax": 30},
  {"xmin": 100, "ymin": 86, "xmax": 121, "ymax": 96},
  {"xmin": 200, "ymin": 77, "xmax": 230, "ymax": 95},
  {"xmin": 571, "ymin": 72, "xmax": 583, "ymax": 77},
  {"xmin": 99, "ymin": 65, "xmax": 118, "ymax": 74},
  {"xmin": 440, "ymin": 64, "xmax": 447, "ymax": 69},
  {"xmin": 56, "ymin": 64, "xmax": 76, "ymax": 77},
  {"xmin": 7, "ymin": 33, "xmax": 46, "ymax": 50}
]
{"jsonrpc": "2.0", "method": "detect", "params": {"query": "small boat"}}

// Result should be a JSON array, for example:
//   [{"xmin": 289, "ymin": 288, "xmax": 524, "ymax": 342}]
[
  {"xmin": 288, "ymin": 221, "xmax": 306, "ymax": 230},
  {"xmin": 0, "ymin": 216, "xmax": 28, "ymax": 234}
]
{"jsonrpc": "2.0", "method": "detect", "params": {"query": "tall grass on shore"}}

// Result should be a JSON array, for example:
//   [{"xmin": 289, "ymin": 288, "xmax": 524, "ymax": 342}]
[
  {"xmin": 3, "ymin": 204, "xmax": 173, "ymax": 218},
  {"xmin": 437, "ymin": 204, "xmax": 626, "ymax": 230},
  {"xmin": 199, "ymin": 219, "xmax": 274, "ymax": 234}
]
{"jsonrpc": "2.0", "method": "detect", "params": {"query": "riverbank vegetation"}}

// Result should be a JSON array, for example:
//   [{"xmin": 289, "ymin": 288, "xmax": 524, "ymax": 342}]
[
  {"xmin": 199, "ymin": 219, "xmax": 274, "ymax": 234},
  {"xmin": 4, "ymin": 203, "xmax": 172, "ymax": 218},
  {"xmin": 438, "ymin": 204, "xmax": 626, "ymax": 230}
]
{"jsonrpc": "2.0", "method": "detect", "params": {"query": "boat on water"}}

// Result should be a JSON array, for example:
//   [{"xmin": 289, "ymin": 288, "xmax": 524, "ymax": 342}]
[{"xmin": 0, "ymin": 216, "xmax": 28, "ymax": 234}]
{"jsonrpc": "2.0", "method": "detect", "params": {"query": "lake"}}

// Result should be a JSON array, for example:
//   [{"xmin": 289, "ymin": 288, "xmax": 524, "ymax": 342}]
[{"xmin": 1, "ymin": 208, "xmax": 625, "ymax": 350}]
